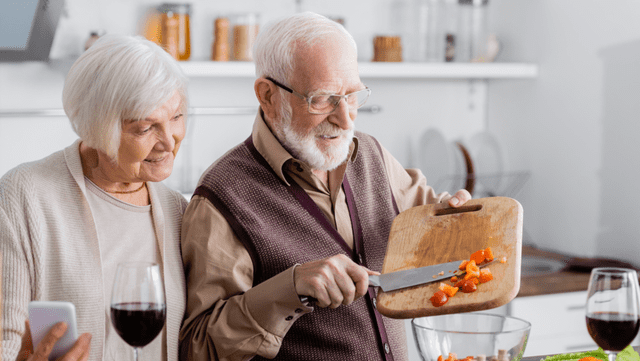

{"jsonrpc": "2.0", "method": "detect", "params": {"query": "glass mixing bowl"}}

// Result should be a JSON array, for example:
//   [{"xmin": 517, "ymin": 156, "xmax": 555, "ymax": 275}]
[{"xmin": 412, "ymin": 313, "xmax": 531, "ymax": 361}]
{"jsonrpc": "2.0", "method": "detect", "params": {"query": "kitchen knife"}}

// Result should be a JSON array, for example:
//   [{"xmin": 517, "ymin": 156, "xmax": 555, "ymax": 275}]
[
  {"xmin": 298, "ymin": 260, "xmax": 496, "ymax": 305},
  {"xmin": 369, "ymin": 259, "xmax": 465, "ymax": 292}
]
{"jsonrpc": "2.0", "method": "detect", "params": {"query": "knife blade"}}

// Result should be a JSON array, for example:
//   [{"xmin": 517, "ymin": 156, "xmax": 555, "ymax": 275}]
[
  {"xmin": 369, "ymin": 260, "xmax": 464, "ymax": 292},
  {"xmin": 370, "ymin": 259, "xmax": 497, "ymax": 292},
  {"xmin": 298, "ymin": 260, "xmax": 496, "ymax": 305}
]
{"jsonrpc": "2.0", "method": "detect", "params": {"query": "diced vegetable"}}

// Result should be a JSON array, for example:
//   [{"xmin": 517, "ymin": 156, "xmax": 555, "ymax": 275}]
[
  {"xmin": 479, "ymin": 268, "xmax": 493, "ymax": 283},
  {"xmin": 464, "ymin": 260, "xmax": 480, "ymax": 280},
  {"xmin": 439, "ymin": 282, "xmax": 459, "ymax": 297}
]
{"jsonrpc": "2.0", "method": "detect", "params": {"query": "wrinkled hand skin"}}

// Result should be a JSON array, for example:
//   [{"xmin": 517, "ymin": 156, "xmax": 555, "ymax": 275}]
[
  {"xmin": 18, "ymin": 320, "xmax": 92, "ymax": 361},
  {"xmin": 294, "ymin": 254, "xmax": 379, "ymax": 309}
]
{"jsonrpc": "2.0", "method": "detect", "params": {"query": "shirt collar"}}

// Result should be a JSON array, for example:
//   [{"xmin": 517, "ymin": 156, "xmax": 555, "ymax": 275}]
[{"xmin": 252, "ymin": 109, "xmax": 359, "ymax": 186}]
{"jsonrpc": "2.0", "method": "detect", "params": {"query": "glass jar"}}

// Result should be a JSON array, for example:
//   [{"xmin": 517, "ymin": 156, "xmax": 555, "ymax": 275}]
[
  {"xmin": 158, "ymin": 3, "xmax": 191, "ymax": 61},
  {"xmin": 456, "ymin": 0, "xmax": 489, "ymax": 62},
  {"xmin": 414, "ymin": 0, "xmax": 445, "ymax": 62},
  {"xmin": 230, "ymin": 13, "xmax": 260, "ymax": 61}
]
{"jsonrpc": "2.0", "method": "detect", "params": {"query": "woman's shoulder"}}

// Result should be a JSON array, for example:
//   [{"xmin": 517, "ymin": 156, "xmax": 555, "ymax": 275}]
[
  {"xmin": 150, "ymin": 182, "xmax": 188, "ymax": 213},
  {"xmin": 0, "ymin": 149, "xmax": 68, "ymax": 194}
]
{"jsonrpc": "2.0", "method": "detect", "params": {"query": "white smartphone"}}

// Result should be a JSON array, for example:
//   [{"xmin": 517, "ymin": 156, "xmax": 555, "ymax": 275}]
[{"xmin": 28, "ymin": 301, "xmax": 79, "ymax": 360}]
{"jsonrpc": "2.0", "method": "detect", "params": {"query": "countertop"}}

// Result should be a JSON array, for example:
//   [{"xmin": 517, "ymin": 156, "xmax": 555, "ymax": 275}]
[{"xmin": 518, "ymin": 246, "xmax": 591, "ymax": 297}]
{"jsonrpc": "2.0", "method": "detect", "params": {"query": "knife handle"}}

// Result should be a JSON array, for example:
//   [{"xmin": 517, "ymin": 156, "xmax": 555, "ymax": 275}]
[{"xmin": 298, "ymin": 296, "xmax": 316, "ymax": 307}]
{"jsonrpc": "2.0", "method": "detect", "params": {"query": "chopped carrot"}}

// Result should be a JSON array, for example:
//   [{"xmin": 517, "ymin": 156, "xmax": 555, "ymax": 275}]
[
  {"xmin": 464, "ymin": 260, "xmax": 480, "ymax": 280},
  {"xmin": 578, "ymin": 357, "xmax": 601, "ymax": 361},
  {"xmin": 430, "ymin": 290, "xmax": 448, "ymax": 307},
  {"xmin": 484, "ymin": 247, "xmax": 494, "ymax": 262},
  {"xmin": 454, "ymin": 278, "xmax": 477, "ymax": 293},
  {"xmin": 439, "ymin": 282, "xmax": 459, "ymax": 297},
  {"xmin": 459, "ymin": 260, "xmax": 469, "ymax": 270},
  {"xmin": 470, "ymin": 249, "xmax": 485, "ymax": 264},
  {"xmin": 500, "ymin": 256, "xmax": 507, "ymax": 263},
  {"xmin": 446, "ymin": 353, "xmax": 457, "ymax": 361},
  {"xmin": 479, "ymin": 268, "xmax": 494, "ymax": 283},
  {"xmin": 438, "ymin": 356, "xmax": 444, "ymax": 361},
  {"xmin": 450, "ymin": 276, "xmax": 458, "ymax": 283}
]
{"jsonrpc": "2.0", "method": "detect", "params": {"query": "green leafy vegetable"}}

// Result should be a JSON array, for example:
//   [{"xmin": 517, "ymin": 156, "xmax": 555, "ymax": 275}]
[{"xmin": 540, "ymin": 347, "xmax": 639, "ymax": 361}]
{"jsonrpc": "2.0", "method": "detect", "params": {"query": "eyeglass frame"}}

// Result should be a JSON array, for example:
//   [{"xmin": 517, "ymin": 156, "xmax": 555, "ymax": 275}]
[{"xmin": 265, "ymin": 76, "xmax": 371, "ymax": 115}]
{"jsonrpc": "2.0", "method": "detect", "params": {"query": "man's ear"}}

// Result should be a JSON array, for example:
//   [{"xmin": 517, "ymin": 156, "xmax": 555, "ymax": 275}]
[{"xmin": 255, "ymin": 78, "xmax": 279, "ymax": 121}]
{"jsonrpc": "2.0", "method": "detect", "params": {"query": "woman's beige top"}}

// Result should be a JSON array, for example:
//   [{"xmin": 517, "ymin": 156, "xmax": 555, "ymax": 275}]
[{"xmin": 0, "ymin": 139, "xmax": 188, "ymax": 361}]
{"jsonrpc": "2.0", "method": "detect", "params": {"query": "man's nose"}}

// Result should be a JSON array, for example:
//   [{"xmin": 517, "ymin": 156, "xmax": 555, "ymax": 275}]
[{"xmin": 330, "ymin": 97, "xmax": 356, "ymax": 129}]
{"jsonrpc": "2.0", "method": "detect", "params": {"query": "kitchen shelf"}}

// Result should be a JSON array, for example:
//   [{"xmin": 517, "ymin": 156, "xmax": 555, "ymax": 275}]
[{"xmin": 179, "ymin": 61, "xmax": 538, "ymax": 79}]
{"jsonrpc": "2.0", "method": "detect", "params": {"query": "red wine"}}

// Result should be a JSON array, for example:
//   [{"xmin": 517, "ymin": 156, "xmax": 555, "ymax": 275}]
[
  {"xmin": 586, "ymin": 312, "xmax": 640, "ymax": 351},
  {"xmin": 111, "ymin": 302, "xmax": 166, "ymax": 347}
]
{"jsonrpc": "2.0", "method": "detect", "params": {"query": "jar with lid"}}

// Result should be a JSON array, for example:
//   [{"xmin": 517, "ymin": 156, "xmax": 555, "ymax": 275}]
[
  {"xmin": 372, "ymin": 0, "xmax": 407, "ymax": 62},
  {"xmin": 456, "ymin": 0, "xmax": 489, "ymax": 62},
  {"xmin": 230, "ymin": 13, "xmax": 260, "ymax": 61},
  {"xmin": 158, "ymin": 3, "xmax": 191, "ymax": 61}
]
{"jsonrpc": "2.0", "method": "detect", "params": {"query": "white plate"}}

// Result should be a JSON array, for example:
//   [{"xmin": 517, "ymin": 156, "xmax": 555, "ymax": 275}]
[
  {"xmin": 465, "ymin": 131, "xmax": 505, "ymax": 192},
  {"xmin": 419, "ymin": 128, "xmax": 466, "ymax": 193}
]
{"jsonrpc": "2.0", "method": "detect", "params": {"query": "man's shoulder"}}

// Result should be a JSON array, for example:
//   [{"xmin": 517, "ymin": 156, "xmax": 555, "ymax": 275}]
[{"xmin": 196, "ymin": 139, "xmax": 257, "ymax": 185}]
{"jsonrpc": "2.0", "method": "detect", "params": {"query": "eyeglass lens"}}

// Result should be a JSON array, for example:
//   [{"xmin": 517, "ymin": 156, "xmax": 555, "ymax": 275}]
[{"xmin": 308, "ymin": 89, "xmax": 370, "ymax": 114}]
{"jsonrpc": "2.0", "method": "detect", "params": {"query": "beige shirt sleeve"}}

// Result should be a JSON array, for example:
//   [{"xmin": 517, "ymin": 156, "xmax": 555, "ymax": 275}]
[{"xmin": 179, "ymin": 196, "xmax": 313, "ymax": 361}]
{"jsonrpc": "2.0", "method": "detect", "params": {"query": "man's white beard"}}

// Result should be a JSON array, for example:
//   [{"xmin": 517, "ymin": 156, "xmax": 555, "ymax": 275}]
[{"xmin": 275, "ymin": 100, "xmax": 354, "ymax": 172}]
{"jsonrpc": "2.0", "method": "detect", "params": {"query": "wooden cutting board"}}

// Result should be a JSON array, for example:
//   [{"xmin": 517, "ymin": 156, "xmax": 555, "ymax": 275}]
[{"xmin": 376, "ymin": 196, "xmax": 523, "ymax": 319}]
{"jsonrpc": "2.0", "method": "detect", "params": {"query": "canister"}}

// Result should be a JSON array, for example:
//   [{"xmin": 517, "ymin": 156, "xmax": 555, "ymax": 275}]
[
  {"xmin": 230, "ymin": 13, "xmax": 259, "ymax": 61},
  {"xmin": 158, "ymin": 3, "xmax": 191, "ymax": 61},
  {"xmin": 456, "ymin": 0, "xmax": 489, "ymax": 62}
]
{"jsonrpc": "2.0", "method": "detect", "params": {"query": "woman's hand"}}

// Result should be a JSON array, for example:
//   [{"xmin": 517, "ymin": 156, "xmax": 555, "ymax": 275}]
[{"xmin": 18, "ymin": 320, "xmax": 92, "ymax": 361}]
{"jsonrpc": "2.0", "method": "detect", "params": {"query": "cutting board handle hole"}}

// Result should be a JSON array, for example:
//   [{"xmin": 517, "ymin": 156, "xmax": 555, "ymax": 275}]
[{"xmin": 435, "ymin": 204, "xmax": 483, "ymax": 216}]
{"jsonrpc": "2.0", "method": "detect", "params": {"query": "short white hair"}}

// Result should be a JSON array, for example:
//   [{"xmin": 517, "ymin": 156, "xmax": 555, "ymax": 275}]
[
  {"xmin": 63, "ymin": 34, "xmax": 188, "ymax": 160},
  {"xmin": 254, "ymin": 11, "xmax": 357, "ymax": 85}
]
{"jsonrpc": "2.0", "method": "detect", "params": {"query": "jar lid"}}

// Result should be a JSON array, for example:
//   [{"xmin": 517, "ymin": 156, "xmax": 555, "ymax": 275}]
[
  {"xmin": 459, "ymin": 0, "xmax": 488, "ymax": 5},
  {"xmin": 157, "ymin": 3, "xmax": 191, "ymax": 14}
]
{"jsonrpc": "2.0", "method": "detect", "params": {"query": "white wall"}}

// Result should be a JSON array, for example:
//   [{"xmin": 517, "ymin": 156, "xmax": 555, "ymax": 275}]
[
  {"xmin": 486, "ymin": 0, "xmax": 640, "ymax": 265},
  {"xmin": 0, "ymin": 0, "xmax": 487, "ymax": 193}
]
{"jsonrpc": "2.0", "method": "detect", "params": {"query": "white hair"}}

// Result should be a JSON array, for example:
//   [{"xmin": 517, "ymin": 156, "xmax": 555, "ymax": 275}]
[
  {"xmin": 253, "ymin": 11, "xmax": 357, "ymax": 86},
  {"xmin": 63, "ymin": 34, "xmax": 188, "ymax": 160}
]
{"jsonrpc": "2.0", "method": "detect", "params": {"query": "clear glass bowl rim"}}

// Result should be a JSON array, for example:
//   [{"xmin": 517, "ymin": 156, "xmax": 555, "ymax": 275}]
[{"xmin": 411, "ymin": 312, "xmax": 532, "ymax": 336}]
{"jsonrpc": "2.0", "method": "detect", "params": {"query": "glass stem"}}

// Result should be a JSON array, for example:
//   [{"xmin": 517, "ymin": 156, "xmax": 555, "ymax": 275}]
[
  {"xmin": 133, "ymin": 347, "xmax": 139, "ymax": 361},
  {"xmin": 606, "ymin": 351, "xmax": 617, "ymax": 361}
]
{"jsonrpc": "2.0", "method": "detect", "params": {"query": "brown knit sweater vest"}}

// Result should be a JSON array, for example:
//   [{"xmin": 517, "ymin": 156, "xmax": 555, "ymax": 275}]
[{"xmin": 195, "ymin": 131, "xmax": 407, "ymax": 361}]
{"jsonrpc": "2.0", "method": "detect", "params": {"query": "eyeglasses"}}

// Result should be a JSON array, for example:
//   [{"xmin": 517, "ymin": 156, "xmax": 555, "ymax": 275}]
[{"xmin": 266, "ymin": 76, "xmax": 371, "ymax": 115}]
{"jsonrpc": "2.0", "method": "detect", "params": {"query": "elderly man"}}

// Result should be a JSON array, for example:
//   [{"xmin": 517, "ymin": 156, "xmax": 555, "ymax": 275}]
[{"xmin": 179, "ymin": 12, "xmax": 471, "ymax": 361}]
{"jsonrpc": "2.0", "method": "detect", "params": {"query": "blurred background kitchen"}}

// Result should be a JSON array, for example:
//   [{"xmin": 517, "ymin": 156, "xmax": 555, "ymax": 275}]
[{"xmin": 3, "ymin": 0, "xmax": 640, "ymax": 357}]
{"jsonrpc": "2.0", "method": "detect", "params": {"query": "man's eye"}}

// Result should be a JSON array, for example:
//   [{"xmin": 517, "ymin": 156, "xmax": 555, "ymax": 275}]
[{"xmin": 310, "ymin": 95, "xmax": 331, "ymax": 105}]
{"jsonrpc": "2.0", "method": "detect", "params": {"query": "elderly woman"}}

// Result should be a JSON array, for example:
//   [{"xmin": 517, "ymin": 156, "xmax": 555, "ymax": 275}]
[{"xmin": 1, "ymin": 34, "xmax": 188, "ymax": 361}]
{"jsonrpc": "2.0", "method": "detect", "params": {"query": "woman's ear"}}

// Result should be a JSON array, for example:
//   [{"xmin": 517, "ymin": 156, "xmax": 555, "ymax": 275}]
[{"xmin": 255, "ymin": 78, "xmax": 278, "ymax": 121}]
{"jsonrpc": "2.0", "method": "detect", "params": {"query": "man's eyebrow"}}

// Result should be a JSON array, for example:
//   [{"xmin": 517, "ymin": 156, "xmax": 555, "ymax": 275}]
[
  {"xmin": 307, "ymin": 88, "xmax": 336, "ymax": 97},
  {"xmin": 308, "ymin": 84, "xmax": 365, "ymax": 97}
]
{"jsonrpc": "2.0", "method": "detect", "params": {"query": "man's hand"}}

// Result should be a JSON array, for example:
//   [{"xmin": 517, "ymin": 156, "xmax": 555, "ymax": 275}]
[
  {"xmin": 18, "ymin": 320, "xmax": 92, "ymax": 361},
  {"xmin": 448, "ymin": 189, "xmax": 472, "ymax": 207},
  {"xmin": 294, "ymin": 254, "xmax": 378, "ymax": 309}
]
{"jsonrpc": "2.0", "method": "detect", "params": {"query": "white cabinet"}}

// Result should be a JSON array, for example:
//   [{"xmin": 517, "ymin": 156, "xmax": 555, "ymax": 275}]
[
  {"xmin": 508, "ymin": 291, "xmax": 595, "ymax": 357},
  {"xmin": 508, "ymin": 291, "xmax": 640, "ymax": 357}
]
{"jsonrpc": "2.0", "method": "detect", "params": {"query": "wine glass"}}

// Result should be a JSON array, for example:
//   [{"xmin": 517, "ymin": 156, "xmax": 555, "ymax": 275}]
[
  {"xmin": 585, "ymin": 267, "xmax": 640, "ymax": 361},
  {"xmin": 110, "ymin": 262, "xmax": 166, "ymax": 361}
]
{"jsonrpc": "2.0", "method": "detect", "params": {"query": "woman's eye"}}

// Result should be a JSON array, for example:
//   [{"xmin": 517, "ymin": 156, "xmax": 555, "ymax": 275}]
[
  {"xmin": 173, "ymin": 114, "xmax": 183, "ymax": 120},
  {"xmin": 139, "ymin": 127, "xmax": 151, "ymax": 134}
]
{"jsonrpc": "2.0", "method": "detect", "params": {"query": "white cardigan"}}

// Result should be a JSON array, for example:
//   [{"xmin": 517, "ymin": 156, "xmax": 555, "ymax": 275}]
[{"xmin": 0, "ymin": 140, "xmax": 187, "ymax": 361}]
